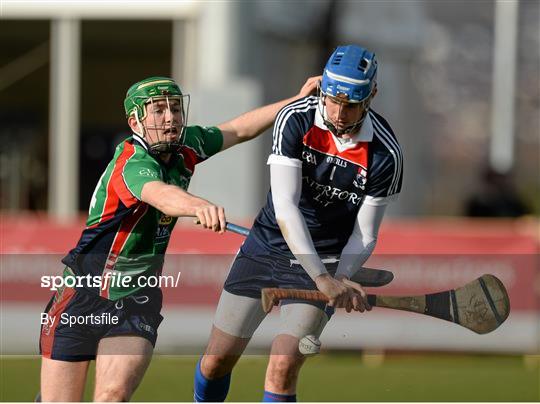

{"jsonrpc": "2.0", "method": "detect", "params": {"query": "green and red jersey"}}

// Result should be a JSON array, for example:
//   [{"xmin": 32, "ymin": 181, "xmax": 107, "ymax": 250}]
[{"xmin": 62, "ymin": 126, "xmax": 223, "ymax": 300}]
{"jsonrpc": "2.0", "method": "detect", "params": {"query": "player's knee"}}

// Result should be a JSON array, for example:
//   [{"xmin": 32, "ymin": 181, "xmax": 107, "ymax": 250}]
[
  {"xmin": 267, "ymin": 356, "xmax": 302, "ymax": 390},
  {"xmin": 201, "ymin": 354, "xmax": 237, "ymax": 379},
  {"xmin": 94, "ymin": 384, "xmax": 132, "ymax": 402}
]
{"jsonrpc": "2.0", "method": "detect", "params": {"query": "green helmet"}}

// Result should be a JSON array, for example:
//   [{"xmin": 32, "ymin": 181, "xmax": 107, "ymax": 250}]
[
  {"xmin": 124, "ymin": 76, "xmax": 190, "ymax": 155},
  {"xmin": 124, "ymin": 76, "xmax": 183, "ymax": 121}
]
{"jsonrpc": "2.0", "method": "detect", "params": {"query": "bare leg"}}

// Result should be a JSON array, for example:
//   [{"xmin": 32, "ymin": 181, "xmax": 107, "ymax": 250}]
[
  {"xmin": 263, "ymin": 303, "xmax": 329, "ymax": 396},
  {"xmin": 264, "ymin": 334, "xmax": 306, "ymax": 395},
  {"xmin": 93, "ymin": 336, "xmax": 153, "ymax": 401},
  {"xmin": 200, "ymin": 325, "xmax": 251, "ymax": 379},
  {"xmin": 201, "ymin": 290, "xmax": 266, "ymax": 379},
  {"xmin": 40, "ymin": 357, "xmax": 90, "ymax": 401}
]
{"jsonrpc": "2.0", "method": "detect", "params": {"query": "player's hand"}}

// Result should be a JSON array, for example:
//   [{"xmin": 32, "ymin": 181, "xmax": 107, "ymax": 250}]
[
  {"xmin": 194, "ymin": 203, "xmax": 226, "ymax": 233},
  {"xmin": 314, "ymin": 273, "xmax": 360, "ymax": 310},
  {"xmin": 335, "ymin": 274, "xmax": 372, "ymax": 313},
  {"xmin": 297, "ymin": 75, "xmax": 322, "ymax": 98}
]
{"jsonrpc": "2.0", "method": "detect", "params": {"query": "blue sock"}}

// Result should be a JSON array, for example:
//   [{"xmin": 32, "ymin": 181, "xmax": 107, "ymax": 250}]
[
  {"xmin": 193, "ymin": 357, "xmax": 231, "ymax": 402},
  {"xmin": 262, "ymin": 390, "xmax": 297, "ymax": 402}
]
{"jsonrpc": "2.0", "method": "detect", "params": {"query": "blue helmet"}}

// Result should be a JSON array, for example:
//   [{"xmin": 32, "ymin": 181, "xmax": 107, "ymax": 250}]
[
  {"xmin": 319, "ymin": 45, "xmax": 378, "ymax": 136},
  {"xmin": 321, "ymin": 45, "xmax": 378, "ymax": 102}
]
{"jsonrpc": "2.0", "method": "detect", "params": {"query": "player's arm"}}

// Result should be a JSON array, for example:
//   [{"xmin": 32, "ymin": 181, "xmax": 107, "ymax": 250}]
[
  {"xmin": 328, "ymin": 200, "xmax": 386, "ymax": 313},
  {"xmin": 334, "ymin": 199, "xmax": 387, "ymax": 281},
  {"xmin": 140, "ymin": 181, "xmax": 225, "ymax": 232},
  {"xmin": 217, "ymin": 76, "xmax": 320, "ymax": 151},
  {"xmin": 336, "ymin": 116, "xmax": 403, "ymax": 278},
  {"xmin": 270, "ymin": 161, "xmax": 326, "ymax": 278},
  {"xmin": 270, "ymin": 162, "xmax": 363, "ymax": 309}
]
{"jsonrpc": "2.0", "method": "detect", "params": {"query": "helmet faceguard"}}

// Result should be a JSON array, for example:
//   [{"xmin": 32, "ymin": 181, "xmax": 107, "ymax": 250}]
[
  {"xmin": 319, "ymin": 45, "xmax": 378, "ymax": 137},
  {"xmin": 124, "ymin": 77, "xmax": 190, "ymax": 155}
]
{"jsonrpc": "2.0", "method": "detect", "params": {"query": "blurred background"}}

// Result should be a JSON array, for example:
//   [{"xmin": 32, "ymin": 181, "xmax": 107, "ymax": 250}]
[{"xmin": 1, "ymin": 0, "xmax": 539, "ymax": 401}]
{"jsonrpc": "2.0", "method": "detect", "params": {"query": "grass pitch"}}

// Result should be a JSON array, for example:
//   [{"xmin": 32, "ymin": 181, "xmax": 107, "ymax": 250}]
[{"xmin": 1, "ymin": 353, "xmax": 538, "ymax": 401}]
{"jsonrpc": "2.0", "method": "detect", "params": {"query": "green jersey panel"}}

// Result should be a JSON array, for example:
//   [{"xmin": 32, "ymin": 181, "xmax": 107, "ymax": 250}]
[
  {"xmin": 62, "ymin": 127, "xmax": 223, "ymax": 300},
  {"xmin": 179, "ymin": 126, "xmax": 223, "ymax": 174}
]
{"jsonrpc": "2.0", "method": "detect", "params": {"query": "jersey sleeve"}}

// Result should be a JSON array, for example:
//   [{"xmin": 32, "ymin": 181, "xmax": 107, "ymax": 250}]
[
  {"xmin": 365, "ymin": 146, "xmax": 403, "ymax": 201},
  {"xmin": 112, "ymin": 148, "xmax": 162, "ymax": 207},
  {"xmin": 180, "ymin": 126, "xmax": 223, "ymax": 172},
  {"xmin": 269, "ymin": 98, "xmax": 314, "ymax": 163}
]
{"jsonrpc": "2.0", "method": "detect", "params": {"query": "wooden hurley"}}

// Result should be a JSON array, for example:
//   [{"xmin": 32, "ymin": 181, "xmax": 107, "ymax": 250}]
[{"xmin": 261, "ymin": 274, "xmax": 510, "ymax": 335}]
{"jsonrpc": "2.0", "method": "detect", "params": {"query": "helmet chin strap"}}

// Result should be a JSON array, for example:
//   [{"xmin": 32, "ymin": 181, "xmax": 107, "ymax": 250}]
[
  {"xmin": 324, "ymin": 118, "xmax": 365, "ymax": 138},
  {"xmin": 148, "ymin": 130, "xmax": 183, "ymax": 155},
  {"xmin": 320, "ymin": 97, "xmax": 368, "ymax": 138}
]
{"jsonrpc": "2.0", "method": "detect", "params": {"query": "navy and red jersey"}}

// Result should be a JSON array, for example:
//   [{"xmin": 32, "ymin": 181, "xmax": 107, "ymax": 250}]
[{"xmin": 250, "ymin": 96, "xmax": 403, "ymax": 256}]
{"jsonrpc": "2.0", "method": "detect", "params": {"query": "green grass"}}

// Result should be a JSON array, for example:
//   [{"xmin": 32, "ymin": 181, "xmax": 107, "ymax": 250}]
[{"xmin": 1, "ymin": 353, "xmax": 538, "ymax": 401}]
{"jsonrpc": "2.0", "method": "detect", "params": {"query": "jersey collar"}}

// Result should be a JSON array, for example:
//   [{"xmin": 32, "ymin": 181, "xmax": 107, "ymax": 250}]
[
  {"xmin": 315, "ymin": 100, "xmax": 374, "ymax": 144},
  {"xmin": 132, "ymin": 132, "xmax": 179, "ymax": 169},
  {"xmin": 132, "ymin": 133, "xmax": 149, "ymax": 150}
]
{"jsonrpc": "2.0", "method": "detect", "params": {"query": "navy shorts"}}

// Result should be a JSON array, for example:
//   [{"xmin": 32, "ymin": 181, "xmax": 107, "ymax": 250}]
[
  {"xmin": 39, "ymin": 286, "xmax": 163, "ymax": 362},
  {"xmin": 224, "ymin": 236, "xmax": 336, "ymax": 316}
]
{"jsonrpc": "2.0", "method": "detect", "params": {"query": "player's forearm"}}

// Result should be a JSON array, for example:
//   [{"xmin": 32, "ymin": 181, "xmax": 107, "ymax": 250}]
[
  {"xmin": 335, "ymin": 235, "xmax": 377, "ymax": 279},
  {"xmin": 335, "ymin": 203, "xmax": 387, "ymax": 279},
  {"xmin": 218, "ymin": 77, "xmax": 320, "ymax": 150},
  {"xmin": 275, "ymin": 204, "xmax": 328, "ymax": 280},
  {"xmin": 141, "ymin": 182, "xmax": 209, "ymax": 217},
  {"xmin": 271, "ymin": 163, "xmax": 327, "ymax": 280},
  {"xmin": 218, "ymin": 96, "xmax": 299, "ymax": 143}
]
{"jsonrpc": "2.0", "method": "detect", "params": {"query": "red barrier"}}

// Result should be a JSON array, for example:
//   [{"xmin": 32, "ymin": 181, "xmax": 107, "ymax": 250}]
[
  {"xmin": 1, "ymin": 215, "xmax": 538, "ymax": 312},
  {"xmin": 0, "ymin": 215, "xmax": 246, "ymax": 254}
]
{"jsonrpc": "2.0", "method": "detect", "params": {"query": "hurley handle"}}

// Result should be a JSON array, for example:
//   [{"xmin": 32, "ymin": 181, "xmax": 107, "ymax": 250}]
[{"xmin": 261, "ymin": 287, "xmax": 376, "ymax": 313}]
